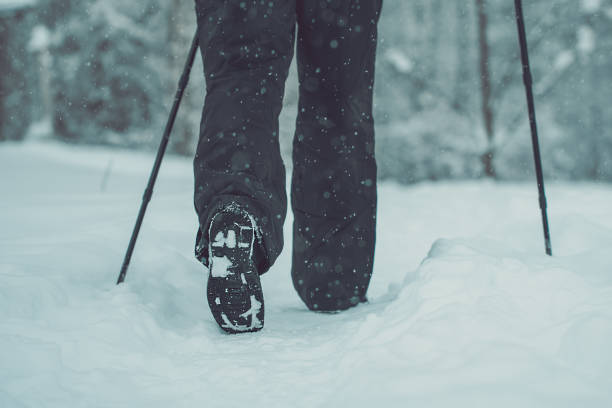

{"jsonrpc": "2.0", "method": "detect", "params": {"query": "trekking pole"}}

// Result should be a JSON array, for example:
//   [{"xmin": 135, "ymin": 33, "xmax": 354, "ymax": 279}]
[
  {"xmin": 513, "ymin": 0, "xmax": 552, "ymax": 256},
  {"xmin": 117, "ymin": 31, "xmax": 199, "ymax": 284}
]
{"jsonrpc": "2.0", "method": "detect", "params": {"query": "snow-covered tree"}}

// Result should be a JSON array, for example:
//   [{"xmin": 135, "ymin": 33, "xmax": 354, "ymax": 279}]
[
  {"xmin": 0, "ymin": 1, "xmax": 38, "ymax": 141},
  {"xmin": 50, "ymin": 0, "xmax": 170, "ymax": 147}
]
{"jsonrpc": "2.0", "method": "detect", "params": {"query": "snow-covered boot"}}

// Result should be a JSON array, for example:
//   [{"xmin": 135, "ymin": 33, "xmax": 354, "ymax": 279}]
[{"xmin": 206, "ymin": 209, "xmax": 264, "ymax": 333}]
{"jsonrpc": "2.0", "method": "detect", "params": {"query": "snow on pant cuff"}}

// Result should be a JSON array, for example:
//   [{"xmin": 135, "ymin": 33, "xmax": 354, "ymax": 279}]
[{"xmin": 195, "ymin": 197, "xmax": 282, "ymax": 275}]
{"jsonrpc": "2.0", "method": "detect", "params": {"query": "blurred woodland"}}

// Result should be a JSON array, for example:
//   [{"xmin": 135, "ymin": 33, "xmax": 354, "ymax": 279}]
[{"xmin": 1, "ymin": 0, "xmax": 611, "ymax": 182}]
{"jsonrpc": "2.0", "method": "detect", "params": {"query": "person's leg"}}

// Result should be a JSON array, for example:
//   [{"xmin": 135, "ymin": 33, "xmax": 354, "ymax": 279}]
[
  {"xmin": 292, "ymin": 0, "xmax": 382, "ymax": 311},
  {"xmin": 193, "ymin": 0, "xmax": 296, "ymax": 274}
]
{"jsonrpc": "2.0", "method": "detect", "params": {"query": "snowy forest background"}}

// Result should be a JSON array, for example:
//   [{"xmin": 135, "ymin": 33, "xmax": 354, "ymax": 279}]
[{"xmin": 1, "ymin": 0, "xmax": 612, "ymax": 183}]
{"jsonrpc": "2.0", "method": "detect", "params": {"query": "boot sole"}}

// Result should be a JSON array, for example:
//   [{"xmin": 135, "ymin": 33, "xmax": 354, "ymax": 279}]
[{"xmin": 207, "ymin": 212, "xmax": 264, "ymax": 333}]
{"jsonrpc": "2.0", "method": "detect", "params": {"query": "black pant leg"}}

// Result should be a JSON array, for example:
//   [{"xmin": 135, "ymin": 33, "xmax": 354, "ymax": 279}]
[
  {"xmin": 193, "ymin": 0, "xmax": 296, "ymax": 274},
  {"xmin": 292, "ymin": 0, "xmax": 382, "ymax": 311}
]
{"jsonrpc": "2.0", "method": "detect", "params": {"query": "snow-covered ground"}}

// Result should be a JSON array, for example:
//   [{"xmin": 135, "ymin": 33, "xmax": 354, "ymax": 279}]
[{"xmin": 1, "ymin": 141, "xmax": 611, "ymax": 407}]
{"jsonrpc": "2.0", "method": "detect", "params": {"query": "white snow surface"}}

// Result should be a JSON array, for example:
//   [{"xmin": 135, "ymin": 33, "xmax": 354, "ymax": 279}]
[
  {"xmin": 1, "ymin": 141, "xmax": 612, "ymax": 407},
  {"xmin": 210, "ymin": 255, "xmax": 232, "ymax": 278},
  {"xmin": 0, "ymin": 0, "xmax": 35, "ymax": 11}
]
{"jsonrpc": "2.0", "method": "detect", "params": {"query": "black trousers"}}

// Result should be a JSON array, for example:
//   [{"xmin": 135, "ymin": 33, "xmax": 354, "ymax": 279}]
[{"xmin": 194, "ymin": 0, "xmax": 381, "ymax": 311}]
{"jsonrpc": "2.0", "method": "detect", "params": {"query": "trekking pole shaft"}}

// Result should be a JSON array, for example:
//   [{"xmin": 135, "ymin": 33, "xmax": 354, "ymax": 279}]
[
  {"xmin": 514, "ymin": 0, "xmax": 552, "ymax": 256},
  {"xmin": 117, "ymin": 31, "xmax": 200, "ymax": 284}
]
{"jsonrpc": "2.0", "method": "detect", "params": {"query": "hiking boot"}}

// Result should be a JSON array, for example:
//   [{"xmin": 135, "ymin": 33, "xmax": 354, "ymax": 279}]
[{"xmin": 206, "ymin": 209, "xmax": 264, "ymax": 333}]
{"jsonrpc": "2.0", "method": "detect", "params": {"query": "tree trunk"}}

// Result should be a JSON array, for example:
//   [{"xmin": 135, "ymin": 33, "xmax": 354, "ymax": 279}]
[
  {"xmin": 476, "ymin": 0, "xmax": 496, "ymax": 178},
  {"xmin": 453, "ymin": 1, "xmax": 472, "ymax": 115}
]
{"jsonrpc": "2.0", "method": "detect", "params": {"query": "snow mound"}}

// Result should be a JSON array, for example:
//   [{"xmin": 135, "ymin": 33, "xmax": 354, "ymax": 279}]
[
  {"xmin": 331, "ymin": 237, "xmax": 612, "ymax": 407},
  {"xmin": 1, "ymin": 141, "xmax": 612, "ymax": 407}
]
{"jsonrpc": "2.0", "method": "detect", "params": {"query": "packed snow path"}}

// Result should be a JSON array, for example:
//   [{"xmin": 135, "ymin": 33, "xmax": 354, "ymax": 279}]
[{"xmin": 1, "ymin": 142, "xmax": 611, "ymax": 407}]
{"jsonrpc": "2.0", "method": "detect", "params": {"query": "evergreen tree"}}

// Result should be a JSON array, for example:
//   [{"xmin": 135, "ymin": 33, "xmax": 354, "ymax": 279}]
[
  {"xmin": 50, "ymin": 0, "xmax": 169, "ymax": 147},
  {"xmin": 0, "ymin": 3, "xmax": 38, "ymax": 141}
]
